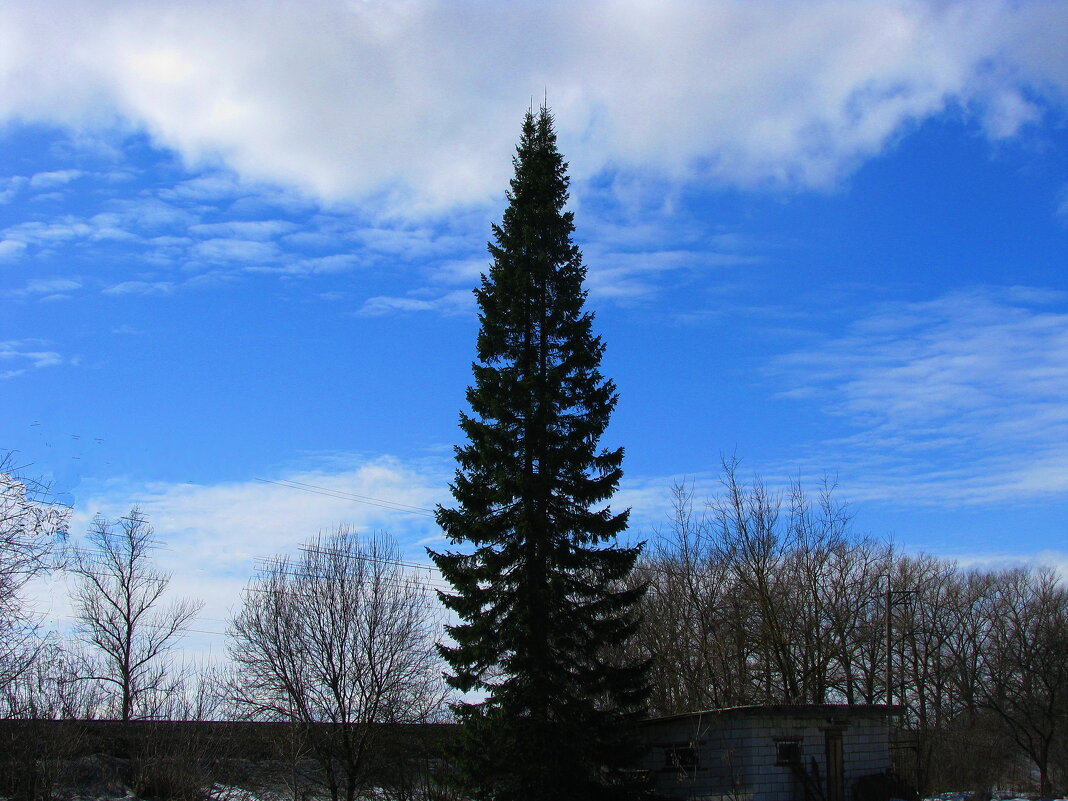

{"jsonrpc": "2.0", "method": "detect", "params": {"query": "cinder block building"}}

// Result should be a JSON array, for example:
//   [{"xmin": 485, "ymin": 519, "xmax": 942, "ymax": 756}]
[{"xmin": 638, "ymin": 704, "xmax": 899, "ymax": 801}]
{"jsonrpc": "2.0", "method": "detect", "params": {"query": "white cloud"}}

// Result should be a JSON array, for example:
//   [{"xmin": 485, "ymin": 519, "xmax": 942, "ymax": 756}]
[
  {"xmin": 0, "ymin": 162, "xmax": 488, "ymax": 303},
  {"xmin": 30, "ymin": 453, "xmax": 1066, "ymax": 655},
  {"xmin": 951, "ymin": 549, "xmax": 1068, "ymax": 578},
  {"xmin": 29, "ymin": 278, "xmax": 81, "ymax": 294},
  {"xmin": 69, "ymin": 455, "xmax": 450, "ymax": 625},
  {"xmin": 159, "ymin": 172, "xmax": 267, "ymax": 203},
  {"xmin": 280, "ymin": 230, "xmax": 345, "ymax": 250},
  {"xmin": 352, "ymin": 226, "xmax": 474, "ymax": 260},
  {"xmin": 772, "ymin": 286, "xmax": 1068, "ymax": 505},
  {"xmin": 0, "ymin": 1, "xmax": 1061, "ymax": 211}
]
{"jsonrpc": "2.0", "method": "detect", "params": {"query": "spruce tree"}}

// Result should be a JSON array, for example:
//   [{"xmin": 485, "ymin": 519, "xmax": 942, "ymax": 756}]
[{"xmin": 429, "ymin": 107, "xmax": 648, "ymax": 801}]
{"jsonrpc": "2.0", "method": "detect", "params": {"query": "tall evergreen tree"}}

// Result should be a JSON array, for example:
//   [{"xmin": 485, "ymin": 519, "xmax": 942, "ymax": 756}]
[{"xmin": 429, "ymin": 107, "xmax": 648, "ymax": 801}]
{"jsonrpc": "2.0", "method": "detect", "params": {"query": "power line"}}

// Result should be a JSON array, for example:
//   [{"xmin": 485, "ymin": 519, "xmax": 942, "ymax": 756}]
[
  {"xmin": 58, "ymin": 616, "xmax": 228, "ymax": 639},
  {"xmin": 270, "ymin": 478, "xmax": 435, "ymax": 514},
  {"xmin": 248, "ymin": 558, "xmax": 452, "ymax": 596},
  {"xmin": 296, "ymin": 543, "xmax": 441, "ymax": 574},
  {"xmin": 253, "ymin": 478, "xmax": 436, "ymax": 517}
]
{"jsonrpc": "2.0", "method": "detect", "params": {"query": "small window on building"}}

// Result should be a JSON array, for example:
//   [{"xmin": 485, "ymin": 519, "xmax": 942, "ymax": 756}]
[
  {"xmin": 665, "ymin": 745, "xmax": 699, "ymax": 773},
  {"xmin": 775, "ymin": 738, "xmax": 802, "ymax": 767}
]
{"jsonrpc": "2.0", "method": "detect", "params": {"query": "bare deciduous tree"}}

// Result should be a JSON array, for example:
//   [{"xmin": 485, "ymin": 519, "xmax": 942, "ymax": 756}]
[
  {"xmin": 981, "ymin": 566, "xmax": 1068, "ymax": 798},
  {"xmin": 634, "ymin": 460, "xmax": 1068, "ymax": 796},
  {"xmin": 640, "ymin": 461, "xmax": 881, "ymax": 710},
  {"xmin": 228, "ymin": 528, "xmax": 447, "ymax": 801},
  {"xmin": 631, "ymin": 481, "xmax": 753, "ymax": 713},
  {"xmin": 0, "ymin": 455, "xmax": 69, "ymax": 694},
  {"xmin": 70, "ymin": 508, "xmax": 202, "ymax": 721}
]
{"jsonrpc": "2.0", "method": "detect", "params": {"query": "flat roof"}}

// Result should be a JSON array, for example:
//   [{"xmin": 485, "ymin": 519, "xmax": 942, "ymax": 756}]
[{"xmin": 642, "ymin": 703, "xmax": 904, "ymax": 725}]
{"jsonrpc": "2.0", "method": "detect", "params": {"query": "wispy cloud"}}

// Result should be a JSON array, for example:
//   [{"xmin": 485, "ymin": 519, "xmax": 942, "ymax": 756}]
[
  {"xmin": 4, "ymin": 218, "xmax": 94, "ymax": 245},
  {"xmin": 0, "ymin": 339, "xmax": 65, "ymax": 378},
  {"xmin": 191, "ymin": 237, "xmax": 279, "ymax": 264},
  {"xmin": 0, "ymin": 176, "xmax": 28, "ymax": 203},
  {"xmin": 102, "ymin": 280, "xmax": 175, "ymax": 296},
  {"xmin": 0, "ymin": 239, "xmax": 27, "ymax": 258},
  {"xmin": 28, "ymin": 169, "xmax": 84, "ymax": 189},
  {"xmin": 1056, "ymin": 185, "xmax": 1068, "ymax": 223},
  {"xmin": 0, "ymin": 124, "xmax": 773, "ymax": 315},
  {"xmin": 106, "ymin": 197, "xmax": 200, "ymax": 231},
  {"xmin": 9, "ymin": 278, "xmax": 82, "ymax": 299},
  {"xmin": 254, "ymin": 253, "xmax": 362, "ymax": 276},
  {"xmin": 0, "ymin": 157, "xmax": 490, "ymax": 309},
  {"xmin": 189, "ymin": 220, "xmax": 296, "ymax": 240},
  {"xmin": 772, "ymin": 286, "xmax": 1068, "ymax": 505},
  {"xmin": 585, "ymin": 248, "xmax": 757, "ymax": 300},
  {"xmin": 0, "ymin": 165, "xmax": 355, "ymax": 295},
  {"xmin": 358, "ymin": 289, "xmax": 475, "ymax": 317},
  {"xmin": 158, "ymin": 173, "xmax": 251, "ymax": 202}
]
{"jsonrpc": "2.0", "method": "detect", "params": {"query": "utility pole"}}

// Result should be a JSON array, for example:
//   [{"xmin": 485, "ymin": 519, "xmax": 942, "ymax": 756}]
[
  {"xmin": 884, "ymin": 573, "xmax": 915, "ymax": 707},
  {"xmin": 885, "ymin": 575, "xmax": 892, "ymax": 706}
]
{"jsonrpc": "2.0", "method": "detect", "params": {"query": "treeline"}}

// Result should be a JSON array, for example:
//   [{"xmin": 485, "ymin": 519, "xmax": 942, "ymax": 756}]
[
  {"xmin": 5, "ymin": 456, "xmax": 1068, "ymax": 797},
  {"xmin": 630, "ymin": 461, "xmax": 1068, "ymax": 796}
]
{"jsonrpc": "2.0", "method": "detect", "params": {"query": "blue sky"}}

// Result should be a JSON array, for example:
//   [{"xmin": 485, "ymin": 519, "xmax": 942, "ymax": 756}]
[{"xmin": 1, "ymin": 0, "xmax": 1067, "ymax": 651}]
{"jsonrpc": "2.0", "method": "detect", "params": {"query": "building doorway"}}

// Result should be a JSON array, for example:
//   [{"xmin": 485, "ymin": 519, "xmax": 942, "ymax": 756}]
[{"xmin": 825, "ymin": 730, "xmax": 844, "ymax": 801}]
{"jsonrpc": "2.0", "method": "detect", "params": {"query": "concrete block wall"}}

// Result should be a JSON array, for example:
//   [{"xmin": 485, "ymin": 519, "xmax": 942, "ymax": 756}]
[
  {"xmin": 842, "ymin": 719, "xmax": 892, "ymax": 788},
  {"xmin": 743, "ymin": 717, "xmax": 822, "ymax": 801},
  {"xmin": 641, "ymin": 709, "xmax": 894, "ymax": 801},
  {"xmin": 641, "ymin": 716, "xmax": 753, "ymax": 799}
]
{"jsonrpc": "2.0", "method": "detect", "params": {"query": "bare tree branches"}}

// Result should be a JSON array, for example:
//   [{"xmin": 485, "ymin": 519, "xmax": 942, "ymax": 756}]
[{"xmin": 70, "ymin": 508, "xmax": 203, "ymax": 721}]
